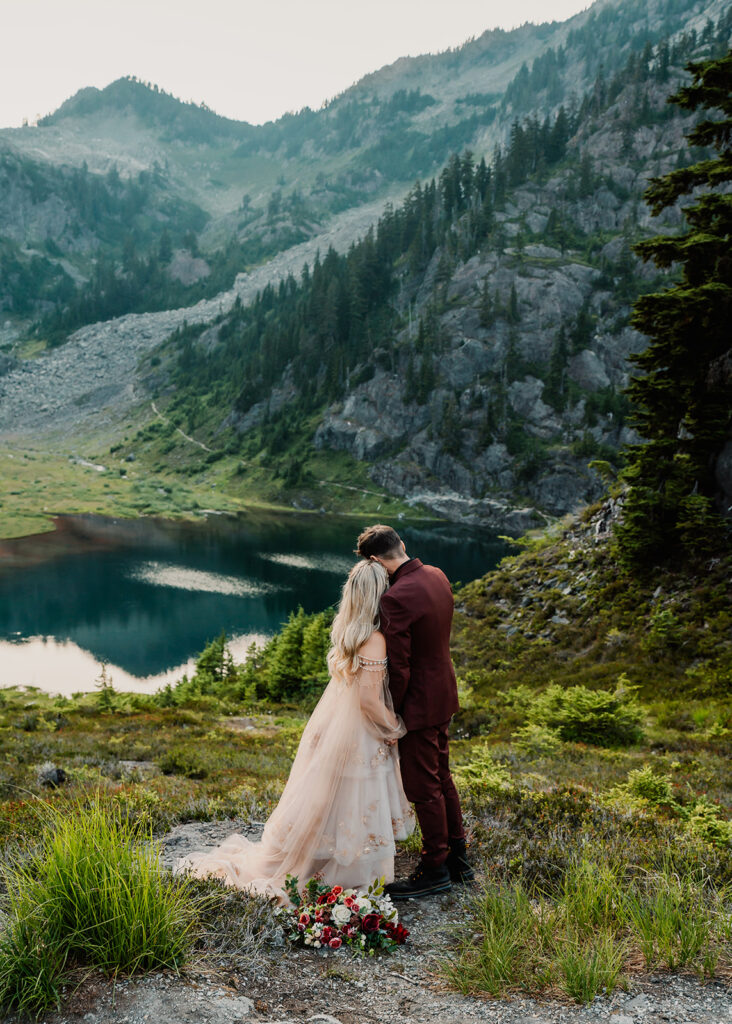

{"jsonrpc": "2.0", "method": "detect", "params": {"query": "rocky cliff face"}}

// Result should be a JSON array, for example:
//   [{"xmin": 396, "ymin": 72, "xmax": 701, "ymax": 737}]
[{"xmin": 310, "ymin": 67, "xmax": 697, "ymax": 524}]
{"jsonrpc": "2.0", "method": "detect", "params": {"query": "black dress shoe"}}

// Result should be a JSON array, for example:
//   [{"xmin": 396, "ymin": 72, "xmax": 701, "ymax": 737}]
[
  {"xmin": 446, "ymin": 838, "xmax": 475, "ymax": 883},
  {"xmin": 385, "ymin": 862, "xmax": 452, "ymax": 900}
]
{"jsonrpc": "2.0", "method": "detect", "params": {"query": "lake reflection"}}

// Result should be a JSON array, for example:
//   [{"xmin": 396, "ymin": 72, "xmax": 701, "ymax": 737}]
[{"xmin": 0, "ymin": 512, "xmax": 509, "ymax": 694}]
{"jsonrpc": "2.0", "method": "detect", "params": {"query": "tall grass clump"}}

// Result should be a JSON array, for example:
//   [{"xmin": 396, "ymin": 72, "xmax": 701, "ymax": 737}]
[
  {"xmin": 623, "ymin": 865, "xmax": 726, "ymax": 973},
  {"xmin": 0, "ymin": 798, "xmax": 198, "ymax": 1017},
  {"xmin": 442, "ymin": 854, "xmax": 730, "ymax": 1003},
  {"xmin": 443, "ymin": 882, "xmax": 554, "ymax": 997},
  {"xmin": 556, "ymin": 928, "xmax": 626, "ymax": 1003}
]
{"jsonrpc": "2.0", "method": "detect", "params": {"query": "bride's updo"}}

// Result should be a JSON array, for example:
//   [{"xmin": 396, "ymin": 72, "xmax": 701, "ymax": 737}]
[{"xmin": 327, "ymin": 559, "xmax": 388, "ymax": 683}]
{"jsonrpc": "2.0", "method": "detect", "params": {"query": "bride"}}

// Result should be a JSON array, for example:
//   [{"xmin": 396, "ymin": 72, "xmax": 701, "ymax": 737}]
[{"xmin": 176, "ymin": 559, "xmax": 415, "ymax": 897}]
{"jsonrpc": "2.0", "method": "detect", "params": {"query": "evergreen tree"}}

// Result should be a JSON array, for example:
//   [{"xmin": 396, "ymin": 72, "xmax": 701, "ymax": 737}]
[
  {"xmin": 508, "ymin": 283, "xmax": 521, "ymax": 323},
  {"xmin": 440, "ymin": 396, "xmax": 462, "ymax": 455},
  {"xmin": 416, "ymin": 355, "xmax": 437, "ymax": 404},
  {"xmin": 570, "ymin": 301, "xmax": 594, "ymax": 353},
  {"xmin": 616, "ymin": 51, "xmax": 732, "ymax": 565},
  {"xmin": 404, "ymin": 355, "xmax": 418, "ymax": 403},
  {"xmin": 545, "ymin": 326, "xmax": 569, "ymax": 411},
  {"xmin": 158, "ymin": 229, "xmax": 172, "ymax": 263},
  {"xmin": 267, "ymin": 607, "xmax": 306, "ymax": 699},
  {"xmin": 478, "ymin": 278, "xmax": 495, "ymax": 327},
  {"xmin": 300, "ymin": 612, "xmax": 330, "ymax": 683},
  {"xmin": 578, "ymin": 153, "xmax": 594, "ymax": 198}
]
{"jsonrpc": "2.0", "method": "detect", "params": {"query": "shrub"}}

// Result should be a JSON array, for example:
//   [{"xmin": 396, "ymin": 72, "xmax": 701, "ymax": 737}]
[
  {"xmin": 511, "ymin": 723, "xmax": 562, "ymax": 758},
  {"xmin": 624, "ymin": 764, "xmax": 674, "ymax": 807},
  {"xmin": 642, "ymin": 608, "xmax": 682, "ymax": 655},
  {"xmin": 527, "ymin": 680, "xmax": 644, "ymax": 746},
  {"xmin": 686, "ymin": 799, "xmax": 732, "ymax": 849},
  {"xmin": 159, "ymin": 747, "xmax": 208, "ymax": 779},
  {"xmin": 453, "ymin": 748, "xmax": 515, "ymax": 798}
]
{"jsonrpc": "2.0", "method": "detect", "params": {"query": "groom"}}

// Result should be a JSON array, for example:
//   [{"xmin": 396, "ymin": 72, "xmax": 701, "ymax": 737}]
[{"xmin": 356, "ymin": 524, "xmax": 473, "ymax": 898}]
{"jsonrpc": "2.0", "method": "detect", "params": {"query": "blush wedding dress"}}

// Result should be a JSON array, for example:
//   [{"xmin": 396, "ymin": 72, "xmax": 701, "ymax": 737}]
[{"xmin": 175, "ymin": 651, "xmax": 415, "ymax": 898}]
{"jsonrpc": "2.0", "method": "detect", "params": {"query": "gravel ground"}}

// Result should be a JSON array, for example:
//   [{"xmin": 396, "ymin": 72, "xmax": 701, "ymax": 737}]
[{"xmin": 8, "ymin": 820, "xmax": 728, "ymax": 1024}]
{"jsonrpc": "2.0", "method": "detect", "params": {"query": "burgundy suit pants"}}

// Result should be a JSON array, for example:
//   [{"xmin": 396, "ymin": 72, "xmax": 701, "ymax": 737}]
[{"xmin": 398, "ymin": 721, "xmax": 465, "ymax": 867}]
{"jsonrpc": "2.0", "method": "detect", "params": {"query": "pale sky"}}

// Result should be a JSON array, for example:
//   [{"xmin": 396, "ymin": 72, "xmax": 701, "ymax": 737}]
[{"xmin": 2, "ymin": 0, "xmax": 592, "ymax": 129}]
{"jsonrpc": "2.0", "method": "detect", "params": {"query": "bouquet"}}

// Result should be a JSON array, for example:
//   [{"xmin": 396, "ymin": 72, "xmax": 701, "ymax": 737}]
[{"xmin": 283, "ymin": 875, "xmax": 409, "ymax": 954}]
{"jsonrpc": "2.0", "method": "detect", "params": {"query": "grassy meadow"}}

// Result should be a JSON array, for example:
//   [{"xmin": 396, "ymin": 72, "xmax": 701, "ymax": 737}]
[{"xmin": 0, "ymin": 416, "xmax": 417, "ymax": 541}]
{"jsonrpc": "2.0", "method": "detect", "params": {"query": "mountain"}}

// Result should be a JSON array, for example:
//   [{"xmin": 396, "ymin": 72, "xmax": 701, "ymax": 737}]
[
  {"xmin": 0, "ymin": 0, "xmax": 730, "ymax": 531},
  {"xmin": 128, "ymin": 6, "xmax": 732, "ymax": 526},
  {"xmin": 2, "ymin": 0, "xmax": 727, "ymax": 339}
]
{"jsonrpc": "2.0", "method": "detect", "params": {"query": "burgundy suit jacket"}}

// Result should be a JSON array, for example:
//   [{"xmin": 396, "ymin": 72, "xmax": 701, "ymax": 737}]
[{"xmin": 379, "ymin": 558, "xmax": 459, "ymax": 731}]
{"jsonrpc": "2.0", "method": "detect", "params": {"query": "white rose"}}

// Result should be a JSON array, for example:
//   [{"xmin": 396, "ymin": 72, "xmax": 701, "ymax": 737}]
[
  {"xmin": 333, "ymin": 904, "xmax": 351, "ymax": 927},
  {"xmin": 356, "ymin": 898, "xmax": 373, "ymax": 914}
]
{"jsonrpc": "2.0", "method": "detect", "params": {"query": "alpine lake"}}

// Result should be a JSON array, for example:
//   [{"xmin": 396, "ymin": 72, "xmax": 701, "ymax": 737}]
[{"xmin": 0, "ymin": 512, "xmax": 509, "ymax": 695}]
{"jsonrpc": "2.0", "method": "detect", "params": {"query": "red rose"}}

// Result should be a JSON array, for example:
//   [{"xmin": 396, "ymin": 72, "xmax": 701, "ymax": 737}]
[
  {"xmin": 321, "ymin": 926, "xmax": 333, "ymax": 942},
  {"xmin": 298, "ymin": 913, "xmax": 310, "ymax": 925},
  {"xmin": 329, "ymin": 936, "xmax": 342, "ymax": 949},
  {"xmin": 331, "ymin": 885, "xmax": 343, "ymax": 896},
  {"xmin": 327, "ymin": 894, "xmax": 337, "ymax": 904},
  {"xmin": 386, "ymin": 923, "xmax": 409, "ymax": 944},
  {"xmin": 361, "ymin": 913, "xmax": 381, "ymax": 933}
]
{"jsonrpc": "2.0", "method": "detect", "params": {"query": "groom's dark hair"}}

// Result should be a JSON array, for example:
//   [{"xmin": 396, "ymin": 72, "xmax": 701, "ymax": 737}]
[{"xmin": 356, "ymin": 524, "xmax": 403, "ymax": 559}]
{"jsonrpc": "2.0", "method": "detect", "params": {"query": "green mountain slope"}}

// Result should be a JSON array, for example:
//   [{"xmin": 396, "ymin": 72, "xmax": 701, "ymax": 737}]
[{"xmin": 136, "ymin": 11, "xmax": 731, "ymax": 525}]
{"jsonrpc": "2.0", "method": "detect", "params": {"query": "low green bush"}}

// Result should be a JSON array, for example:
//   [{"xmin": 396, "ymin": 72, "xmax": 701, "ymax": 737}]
[
  {"xmin": 526, "ymin": 679, "xmax": 644, "ymax": 747},
  {"xmin": 624, "ymin": 764, "xmax": 674, "ymax": 807},
  {"xmin": 159, "ymin": 747, "xmax": 209, "ymax": 779},
  {"xmin": 511, "ymin": 722, "xmax": 562, "ymax": 757},
  {"xmin": 686, "ymin": 799, "xmax": 732, "ymax": 849},
  {"xmin": 453, "ymin": 748, "xmax": 515, "ymax": 798}
]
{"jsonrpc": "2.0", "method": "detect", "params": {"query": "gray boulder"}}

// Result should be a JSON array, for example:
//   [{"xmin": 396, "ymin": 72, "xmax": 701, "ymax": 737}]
[
  {"xmin": 568, "ymin": 349, "xmax": 610, "ymax": 391},
  {"xmin": 38, "ymin": 762, "xmax": 67, "ymax": 788},
  {"xmin": 508, "ymin": 377, "xmax": 561, "ymax": 439}
]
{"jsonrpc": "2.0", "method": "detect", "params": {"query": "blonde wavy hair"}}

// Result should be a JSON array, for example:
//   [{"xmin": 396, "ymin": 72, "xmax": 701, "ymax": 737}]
[{"xmin": 327, "ymin": 559, "xmax": 389, "ymax": 683}]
